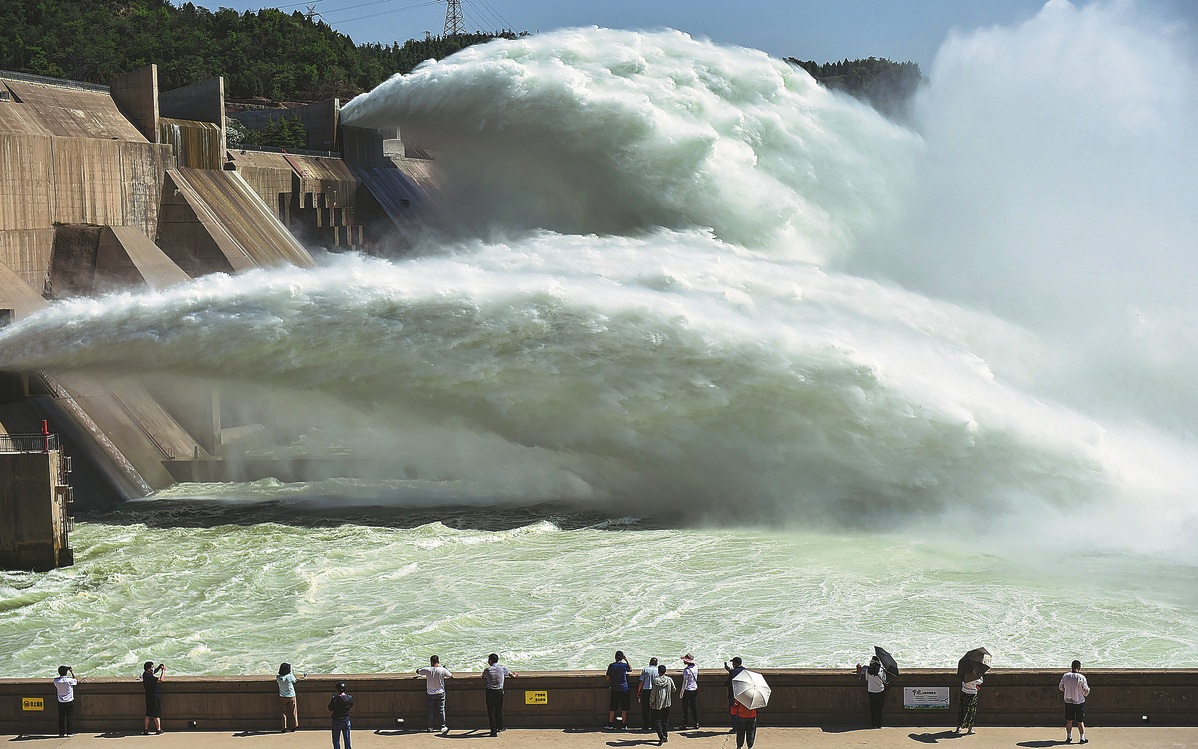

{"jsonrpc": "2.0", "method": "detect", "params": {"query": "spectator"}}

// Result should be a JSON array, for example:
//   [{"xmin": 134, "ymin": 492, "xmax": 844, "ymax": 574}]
[
  {"xmin": 650, "ymin": 663, "xmax": 677, "ymax": 745},
  {"xmin": 605, "ymin": 650, "xmax": 632, "ymax": 729},
  {"xmin": 733, "ymin": 700, "xmax": 758, "ymax": 749},
  {"xmin": 53, "ymin": 665, "xmax": 78, "ymax": 738},
  {"xmin": 955, "ymin": 673, "xmax": 983, "ymax": 735},
  {"xmin": 637, "ymin": 657, "xmax": 659, "ymax": 731},
  {"xmin": 1060, "ymin": 659, "xmax": 1091, "ymax": 744},
  {"xmin": 678, "ymin": 654, "xmax": 699, "ymax": 730},
  {"xmin": 482, "ymin": 653, "xmax": 518, "ymax": 737},
  {"xmin": 276, "ymin": 662, "xmax": 301, "ymax": 732},
  {"xmin": 327, "ymin": 681, "xmax": 353, "ymax": 749},
  {"xmin": 140, "ymin": 661, "xmax": 165, "ymax": 735},
  {"xmin": 417, "ymin": 655, "xmax": 453, "ymax": 735},
  {"xmin": 858, "ymin": 656, "xmax": 887, "ymax": 728},
  {"xmin": 724, "ymin": 657, "xmax": 745, "ymax": 732}
]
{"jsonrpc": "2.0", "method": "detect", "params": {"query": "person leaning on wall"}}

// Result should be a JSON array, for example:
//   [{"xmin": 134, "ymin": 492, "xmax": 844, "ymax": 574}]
[{"xmin": 276, "ymin": 662, "xmax": 303, "ymax": 732}]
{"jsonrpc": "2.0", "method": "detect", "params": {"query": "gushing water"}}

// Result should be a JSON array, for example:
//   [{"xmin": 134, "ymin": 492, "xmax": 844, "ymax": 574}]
[{"xmin": 1, "ymin": 1, "xmax": 1196, "ymax": 675}]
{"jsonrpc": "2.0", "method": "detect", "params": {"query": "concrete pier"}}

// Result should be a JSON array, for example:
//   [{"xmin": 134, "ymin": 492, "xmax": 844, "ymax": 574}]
[{"xmin": 0, "ymin": 428, "xmax": 73, "ymax": 570}]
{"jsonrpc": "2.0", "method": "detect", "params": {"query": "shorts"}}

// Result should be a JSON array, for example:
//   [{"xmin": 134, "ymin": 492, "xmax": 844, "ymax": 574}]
[
  {"xmin": 609, "ymin": 689, "xmax": 631, "ymax": 712},
  {"xmin": 145, "ymin": 695, "xmax": 162, "ymax": 718},
  {"xmin": 1064, "ymin": 702, "xmax": 1086, "ymax": 722}
]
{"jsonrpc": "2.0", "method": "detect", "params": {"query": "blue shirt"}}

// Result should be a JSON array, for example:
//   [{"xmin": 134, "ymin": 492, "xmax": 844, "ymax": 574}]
[
  {"xmin": 277, "ymin": 673, "xmax": 298, "ymax": 698},
  {"xmin": 606, "ymin": 661, "xmax": 631, "ymax": 691}
]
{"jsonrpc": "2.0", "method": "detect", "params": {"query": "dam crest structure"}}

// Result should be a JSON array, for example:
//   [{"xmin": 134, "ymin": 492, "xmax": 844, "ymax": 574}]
[{"xmin": 0, "ymin": 65, "xmax": 442, "ymax": 566}]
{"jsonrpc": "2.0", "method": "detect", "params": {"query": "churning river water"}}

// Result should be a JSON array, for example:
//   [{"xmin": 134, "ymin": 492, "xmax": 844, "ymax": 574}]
[{"xmin": 2, "ymin": 1, "xmax": 1197, "ymax": 675}]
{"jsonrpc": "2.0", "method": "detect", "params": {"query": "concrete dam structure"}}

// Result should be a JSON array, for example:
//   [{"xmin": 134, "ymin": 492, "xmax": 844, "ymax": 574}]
[{"xmin": 0, "ymin": 65, "xmax": 439, "ymax": 518}]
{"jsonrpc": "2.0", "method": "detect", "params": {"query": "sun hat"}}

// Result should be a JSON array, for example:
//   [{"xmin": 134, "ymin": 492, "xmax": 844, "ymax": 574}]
[{"xmin": 680, "ymin": 654, "xmax": 695, "ymax": 664}]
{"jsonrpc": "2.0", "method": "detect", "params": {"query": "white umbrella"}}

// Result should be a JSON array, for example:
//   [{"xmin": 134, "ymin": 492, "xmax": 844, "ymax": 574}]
[{"xmin": 732, "ymin": 669, "xmax": 771, "ymax": 710}]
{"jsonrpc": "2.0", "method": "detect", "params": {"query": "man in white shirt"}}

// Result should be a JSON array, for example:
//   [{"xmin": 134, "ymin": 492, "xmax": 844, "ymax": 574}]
[
  {"xmin": 53, "ymin": 666, "xmax": 78, "ymax": 737},
  {"xmin": 417, "ymin": 655, "xmax": 453, "ymax": 735},
  {"xmin": 637, "ymin": 658, "xmax": 659, "ymax": 731},
  {"xmin": 1059, "ymin": 660, "xmax": 1091, "ymax": 744}
]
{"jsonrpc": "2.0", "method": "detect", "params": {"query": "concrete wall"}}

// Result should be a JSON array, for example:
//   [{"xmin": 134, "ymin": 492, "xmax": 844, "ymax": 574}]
[
  {"xmin": 159, "ymin": 78, "xmax": 225, "ymax": 156},
  {"xmin": 0, "ymin": 449, "xmax": 69, "ymax": 571},
  {"xmin": 0, "ymin": 670, "xmax": 1194, "ymax": 735},
  {"xmin": 232, "ymin": 99, "xmax": 340, "ymax": 152},
  {"xmin": 0, "ymin": 131, "xmax": 175, "ymax": 289},
  {"xmin": 110, "ymin": 65, "xmax": 159, "ymax": 144}
]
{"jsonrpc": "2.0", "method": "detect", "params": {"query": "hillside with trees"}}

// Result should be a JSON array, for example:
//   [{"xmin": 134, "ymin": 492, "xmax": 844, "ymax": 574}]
[
  {"xmin": 0, "ymin": 0, "xmax": 513, "ymax": 101},
  {"xmin": 788, "ymin": 57, "xmax": 924, "ymax": 121},
  {"xmin": 2, "ymin": 1, "xmax": 921, "ymax": 118}
]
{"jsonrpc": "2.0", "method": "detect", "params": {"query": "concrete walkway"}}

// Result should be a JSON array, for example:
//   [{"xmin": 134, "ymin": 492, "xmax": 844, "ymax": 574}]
[{"xmin": 4, "ymin": 727, "xmax": 1196, "ymax": 748}]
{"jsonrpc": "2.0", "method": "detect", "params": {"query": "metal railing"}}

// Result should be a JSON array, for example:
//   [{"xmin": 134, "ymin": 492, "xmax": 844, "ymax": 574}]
[
  {"xmin": 0, "ymin": 432, "xmax": 60, "ymax": 453},
  {"xmin": 230, "ymin": 143, "xmax": 342, "ymax": 159},
  {"xmin": 0, "ymin": 69, "xmax": 110, "ymax": 93}
]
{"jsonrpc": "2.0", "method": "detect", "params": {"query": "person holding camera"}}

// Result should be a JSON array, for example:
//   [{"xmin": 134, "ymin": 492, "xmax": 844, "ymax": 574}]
[
  {"xmin": 140, "ymin": 661, "xmax": 165, "ymax": 735},
  {"xmin": 724, "ymin": 658, "xmax": 745, "ymax": 732},
  {"xmin": 53, "ymin": 665, "xmax": 78, "ymax": 737},
  {"xmin": 277, "ymin": 662, "xmax": 303, "ymax": 732},
  {"xmin": 328, "ymin": 681, "xmax": 353, "ymax": 749}
]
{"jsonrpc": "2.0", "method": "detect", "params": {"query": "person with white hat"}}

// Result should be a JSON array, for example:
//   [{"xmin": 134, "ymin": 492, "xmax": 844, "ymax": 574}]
[{"xmin": 678, "ymin": 655, "xmax": 700, "ymax": 729}]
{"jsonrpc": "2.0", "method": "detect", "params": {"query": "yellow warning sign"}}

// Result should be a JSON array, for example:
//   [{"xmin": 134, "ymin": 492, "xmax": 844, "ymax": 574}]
[
  {"xmin": 22, "ymin": 697, "xmax": 44, "ymax": 711},
  {"xmin": 524, "ymin": 690, "xmax": 548, "ymax": 705}
]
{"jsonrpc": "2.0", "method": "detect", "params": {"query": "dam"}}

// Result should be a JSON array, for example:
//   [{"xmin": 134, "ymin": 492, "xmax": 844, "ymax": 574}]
[
  {"xmin": 0, "ymin": 11, "xmax": 1196, "ymax": 690},
  {"xmin": 0, "ymin": 64, "xmax": 439, "ymax": 522}
]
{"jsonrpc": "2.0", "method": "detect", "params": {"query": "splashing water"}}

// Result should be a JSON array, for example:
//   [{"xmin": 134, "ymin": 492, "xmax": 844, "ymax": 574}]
[{"xmin": 2, "ymin": 2, "xmax": 1197, "ymax": 675}]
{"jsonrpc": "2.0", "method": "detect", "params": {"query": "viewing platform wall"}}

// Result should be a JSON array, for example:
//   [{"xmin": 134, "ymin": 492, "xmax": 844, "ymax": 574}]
[{"xmin": 0, "ymin": 670, "xmax": 1194, "ymax": 735}]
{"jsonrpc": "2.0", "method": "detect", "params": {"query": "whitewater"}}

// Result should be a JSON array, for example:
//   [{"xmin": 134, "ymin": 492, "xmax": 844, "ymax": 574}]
[{"xmin": 1, "ymin": 0, "xmax": 1196, "ymax": 676}]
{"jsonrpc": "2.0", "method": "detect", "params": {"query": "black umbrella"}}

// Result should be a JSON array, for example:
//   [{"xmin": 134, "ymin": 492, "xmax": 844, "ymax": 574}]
[
  {"xmin": 957, "ymin": 647, "xmax": 992, "ymax": 682},
  {"xmin": 874, "ymin": 646, "xmax": 899, "ymax": 677}
]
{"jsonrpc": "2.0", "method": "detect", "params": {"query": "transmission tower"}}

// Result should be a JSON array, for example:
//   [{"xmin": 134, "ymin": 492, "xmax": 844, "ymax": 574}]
[{"xmin": 443, "ymin": 0, "xmax": 466, "ymax": 36}]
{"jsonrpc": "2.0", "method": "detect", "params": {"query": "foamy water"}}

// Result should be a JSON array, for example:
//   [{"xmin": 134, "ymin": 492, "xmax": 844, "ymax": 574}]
[{"xmin": 1, "ymin": 1, "xmax": 1196, "ymax": 675}]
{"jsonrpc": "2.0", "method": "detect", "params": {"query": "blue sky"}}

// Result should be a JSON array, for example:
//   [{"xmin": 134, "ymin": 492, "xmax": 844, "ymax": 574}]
[{"xmin": 190, "ymin": 0, "xmax": 1195, "ymax": 67}]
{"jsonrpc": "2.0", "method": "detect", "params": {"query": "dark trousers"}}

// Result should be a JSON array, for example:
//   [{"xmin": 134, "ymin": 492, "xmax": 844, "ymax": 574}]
[
  {"xmin": 427, "ymin": 692, "xmax": 447, "ymax": 729},
  {"xmin": 57, "ymin": 700, "xmax": 75, "ymax": 736},
  {"xmin": 641, "ymin": 690, "xmax": 653, "ymax": 728},
  {"xmin": 485, "ymin": 689, "xmax": 505, "ymax": 735},
  {"xmin": 735, "ymin": 716, "xmax": 757, "ymax": 748},
  {"xmin": 680, "ymin": 690, "xmax": 698, "ymax": 727},
  {"xmin": 868, "ymin": 689, "xmax": 886, "ymax": 728},
  {"xmin": 331, "ymin": 718, "xmax": 351, "ymax": 749},
  {"xmin": 652, "ymin": 705, "xmax": 671, "ymax": 741}
]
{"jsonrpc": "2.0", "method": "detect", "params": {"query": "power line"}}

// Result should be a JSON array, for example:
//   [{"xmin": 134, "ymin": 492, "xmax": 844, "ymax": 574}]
[
  {"xmin": 327, "ymin": 0, "xmax": 442, "ymax": 26},
  {"xmin": 466, "ymin": 0, "xmax": 511, "ymax": 31}
]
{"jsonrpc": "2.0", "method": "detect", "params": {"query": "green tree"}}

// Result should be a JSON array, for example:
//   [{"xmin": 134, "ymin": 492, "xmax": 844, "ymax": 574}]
[{"xmin": 787, "ymin": 56, "xmax": 924, "ymax": 122}]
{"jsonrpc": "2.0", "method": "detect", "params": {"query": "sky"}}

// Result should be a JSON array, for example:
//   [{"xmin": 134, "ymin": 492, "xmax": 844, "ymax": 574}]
[{"xmin": 182, "ymin": 0, "xmax": 1197, "ymax": 69}]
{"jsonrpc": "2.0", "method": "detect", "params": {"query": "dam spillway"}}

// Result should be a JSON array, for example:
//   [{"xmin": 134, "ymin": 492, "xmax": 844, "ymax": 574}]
[{"xmin": 0, "ymin": 65, "xmax": 437, "ymax": 511}]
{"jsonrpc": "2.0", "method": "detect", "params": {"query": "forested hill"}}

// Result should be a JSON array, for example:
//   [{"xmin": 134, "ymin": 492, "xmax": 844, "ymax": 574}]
[
  {"xmin": 0, "ymin": 0, "xmax": 513, "ymax": 101},
  {"xmin": 1, "ymin": 0, "xmax": 921, "ymax": 114},
  {"xmin": 789, "ymin": 57, "xmax": 923, "ymax": 120}
]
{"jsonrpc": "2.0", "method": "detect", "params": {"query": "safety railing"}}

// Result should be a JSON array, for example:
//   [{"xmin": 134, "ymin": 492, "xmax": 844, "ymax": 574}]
[
  {"xmin": 0, "ymin": 69, "xmax": 110, "ymax": 92},
  {"xmin": 0, "ymin": 432, "xmax": 60, "ymax": 453}
]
